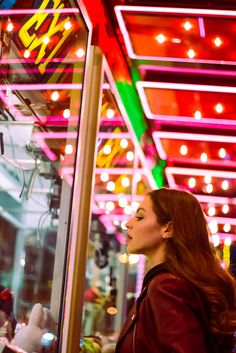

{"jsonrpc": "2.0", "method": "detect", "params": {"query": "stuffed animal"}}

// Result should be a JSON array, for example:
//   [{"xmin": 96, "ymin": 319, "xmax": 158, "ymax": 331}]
[{"xmin": 11, "ymin": 303, "xmax": 56, "ymax": 353}]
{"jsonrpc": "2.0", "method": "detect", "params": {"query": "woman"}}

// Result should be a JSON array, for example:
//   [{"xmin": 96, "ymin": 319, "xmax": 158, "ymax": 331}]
[{"xmin": 116, "ymin": 188, "xmax": 236, "ymax": 353}]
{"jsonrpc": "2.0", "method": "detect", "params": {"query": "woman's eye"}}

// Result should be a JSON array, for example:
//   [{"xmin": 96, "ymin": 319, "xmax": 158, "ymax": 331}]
[{"xmin": 136, "ymin": 216, "xmax": 143, "ymax": 221}]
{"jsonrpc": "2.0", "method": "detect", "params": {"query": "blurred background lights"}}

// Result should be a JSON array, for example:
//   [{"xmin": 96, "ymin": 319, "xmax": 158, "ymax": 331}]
[
  {"xmin": 206, "ymin": 183, "xmax": 213, "ymax": 193},
  {"xmin": 211, "ymin": 234, "xmax": 220, "ymax": 247},
  {"xmin": 221, "ymin": 180, "xmax": 229, "ymax": 190},
  {"xmin": 20, "ymin": 258, "xmax": 25, "ymax": 267},
  {"xmin": 208, "ymin": 206, "xmax": 216, "ymax": 217},
  {"xmin": 23, "ymin": 50, "xmax": 31, "ymax": 59},
  {"xmin": 103, "ymin": 145, "xmax": 111, "ymax": 155},
  {"xmin": 6, "ymin": 22, "xmax": 14, "ymax": 32},
  {"xmin": 155, "ymin": 33, "xmax": 166, "ymax": 44},
  {"xmin": 65, "ymin": 144, "xmax": 73, "ymax": 155},
  {"xmin": 106, "ymin": 201, "xmax": 115, "ymax": 211},
  {"xmin": 222, "ymin": 204, "xmax": 229, "ymax": 214},
  {"xmin": 223, "ymin": 223, "xmax": 231, "ymax": 233},
  {"xmin": 188, "ymin": 177, "xmax": 196, "ymax": 188},
  {"xmin": 100, "ymin": 172, "xmax": 109, "ymax": 182},
  {"xmin": 126, "ymin": 151, "xmax": 134, "ymax": 161},
  {"xmin": 64, "ymin": 20, "xmax": 72, "ymax": 30},
  {"xmin": 187, "ymin": 49, "xmax": 196, "ymax": 59},
  {"xmin": 213, "ymin": 36, "xmax": 223, "ymax": 47},
  {"xmin": 107, "ymin": 307, "xmax": 118, "ymax": 315},
  {"xmin": 106, "ymin": 181, "xmax": 115, "ymax": 192},
  {"xmin": 180, "ymin": 144, "xmax": 188, "ymax": 155},
  {"xmin": 43, "ymin": 36, "xmax": 50, "ymax": 45},
  {"xmin": 219, "ymin": 148, "xmax": 226, "ymax": 159},
  {"xmin": 118, "ymin": 253, "xmax": 129, "ymax": 263},
  {"xmin": 63, "ymin": 109, "xmax": 70, "ymax": 119},
  {"xmin": 118, "ymin": 197, "xmax": 128, "ymax": 208},
  {"xmin": 128, "ymin": 254, "xmax": 139, "ymax": 265},
  {"xmin": 224, "ymin": 237, "xmax": 232, "ymax": 246},
  {"xmin": 204, "ymin": 175, "xmax": 212, "ymax": 184},
  {"xmin": 121, "ymin": 177, "xmax": 130, "ymax": 187},
  {"xmin": 214, "ymin": 103, "xmax": 224, "ymax": 114},
  {"xmin": 200, "ymin": 152, "xmax": 208, "ymax": 163},
  {"xmin": 132, "ymin": 201, "xmax": 140, "ymax": 211},
  {"xmin": 121, "ymin": 220, "xmax": 127, "ymax": 230},
  {"xmin": 76, "ymin": 48, "xmax": 85, "ymax": 58},
  {"xmin": 194, "ymin": 110, "xmax": 202, "ymax": 120},
  {"xmin": 124, "ymin": 205, "xmax": 133, "ymax": 215},
  {"xmin": 51, "ymin": 91, "xmax": 59, "ymax": 101},
  {"xmin": 120, "ymin": 138, "xmax": 128, "ymax": 149},
  {"xmin": 183, "ymin": 21, "xmax": 192, "ymax": 31},
  {"xmin": 106, "ymin": 109, "xmax": 115, "ymax": 119},
  {"xmin": 208, "ymin": 219, "xmax": 218, "ymax": 234}
]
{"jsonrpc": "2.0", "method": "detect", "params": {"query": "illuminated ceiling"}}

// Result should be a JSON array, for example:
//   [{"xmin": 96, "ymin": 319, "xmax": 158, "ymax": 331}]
[{"xmin": 99, "ymin": 1, "xmax": 236, "ymax": 245}]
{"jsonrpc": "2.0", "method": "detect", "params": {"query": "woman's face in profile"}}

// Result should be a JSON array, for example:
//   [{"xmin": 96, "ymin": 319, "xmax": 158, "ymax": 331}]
[{"xmin": 125, "ymin": 196, "xmax": 166, "ymax": 258}]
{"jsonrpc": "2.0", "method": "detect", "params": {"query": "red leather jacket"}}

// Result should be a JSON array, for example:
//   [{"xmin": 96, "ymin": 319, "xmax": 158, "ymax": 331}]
[{"xmin": 116, "ymin": 264, "xmax": 232, "ymax": 353}]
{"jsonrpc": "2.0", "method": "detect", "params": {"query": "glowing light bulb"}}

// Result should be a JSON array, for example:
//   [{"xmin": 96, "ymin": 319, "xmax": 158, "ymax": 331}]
[
  {"xmin": 213, "ymin": 36, "xmax": 223, "ymax": 47},
  {"xmin": 76, "ymin": 48, "xmax": 85, "ymax": 58},
  {"xmin": 180, "ymin": 145, "xmax": 188, "ymax": 156},
  {"xmin": 118, "ymin": 253, "xmax": 129, "ymax": 263},
  {"xmin": 23, "ymin": 50, "xmax": 30, "ymax": 59},
  {"xmin": 208, "ymin": 206, "xmax": 216, "ymax": 216},
  {"xmin": 65, "ymin": 144, "xmax": 73, "ymax": 155},
  {"xmin": 100, "ymin": 172, "xmax": 109, "ymax": 182},
  {"xmin": 214, "ymin": 103, "xmax": 224, "ymax": 114},
  {"xmin": 106, "ymin": 109, "xmax": 115, "ymax": 119},
  {"xmin": 221, "ymin": 180, "xmax": 229, "ymax": 190},
  {"xmin": 222, "ymin": 204, "xmax": 229, "ymax": 214},
  {"xmin": 121, "ymin": 221, "xmax": 127, "ymax": 230},
  {"xmin": 204, "ymin": 175, "xmax": 212, "ymax": 184},
  {"xmin": 63, "ymin": 109, "xmax": 70, "ymax": 119},
  {"xmin": 106, "ymin": 201, "xmax": 115, "ymax": 211},
  {"xmin": 219, "ymin": 148, "xmax": 226, "ymax": 159},
  {"xmin": 120, "ymin": 139, "xmax": 128, "ymax": 149},
  {"xmin": 155, "ymin": 34, "xmax": 166, "ymax": 44},
  {"xmin": 183, "ymin": 21, "xmax": 192, "ymax": 31},
  {"xmin": 64, "ymin": 21, "xmax": 72, "ymax": 30},
  {"xmin": 126, "ymin": 151, "xmax": 134, "ymax": 161},
  {"xmin": 187, "ymin": 49, "xmax": 196, "ymax": 59},
  {"xmin": 188, "ymin": 177, "xmax": 196, "ymax": 188},
  {"xmin": 121, "ymin": 177, "xmax": 130, "ymax": 187},
  {"xmin": 6, "ymin": 22, "xmax": 14, "ymax": 32},
  {"xmin": 208, "ymin": 220, "xmax": 218, "ymax": 234},
  {"xmin": 103, "ymin": 145, "xmax": 111, "ymax": 155},
  {"xmin": 106, "ymin": 181, "xmax": 115, "ymax": 192},
  {"xmin": 171, "ymin": 38, "xmax": 181, "ymax": 43},
  {"xmin": 224, "ymin": 223, "xmax": 231, "ymax": 233},
  {"xmin": 51, "ymin": 91, "xmax": 59, "ymax": 101},
  {"xmin": 194, "ymin": 110, "xmax": 202, "ymax": 120},
  {"xmin": 124, "ymin": 205, "xmax": 133, "ymax": 215},
  {"xmin": 211, "ymin": 234, "xmax": 220, "ymax": 247},
  {"xmin": 128, "ymin": 254, "xmax": 139, "ymax": 265},
  {"xmin": 200, "ymin": 152, "xmax": 208, "ymax": 163},
  {"xmin": 107, "ymin": 307, "xmax": 118, "ymax": 315},
  {"xmin": 132, "ymin": 201, "xmax": 140, "ymax": 211},
  {"xmin": 43, "ymin": 36, "xmax": 50, "ymax": 45},
  {"xmin": 118, "ymin": 198, "xmax": 128, "ymax": 208},
  {"xmin": 206, "ymin": 183, "xmax": 213, "ymax": 193},
  {"xmin": 224, "ymin": 237, "xmax": 232, "ymax": 246}
]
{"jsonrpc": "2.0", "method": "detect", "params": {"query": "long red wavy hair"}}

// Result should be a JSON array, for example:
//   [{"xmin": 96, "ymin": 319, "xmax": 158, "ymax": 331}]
[{"xmin": 148, "ymin": 188, "xmax": 236, "ymax": 338}]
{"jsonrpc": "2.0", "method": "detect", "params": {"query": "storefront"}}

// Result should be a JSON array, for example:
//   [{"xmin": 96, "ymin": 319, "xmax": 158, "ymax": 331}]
[{"xmin": 0, "ymin": 1, "xmax": 154, "ymax": 352}]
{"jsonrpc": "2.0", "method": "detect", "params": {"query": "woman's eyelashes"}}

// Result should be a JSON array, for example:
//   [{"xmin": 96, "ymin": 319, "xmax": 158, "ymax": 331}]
[{"xmin": 136, "ymin": 215, "xmax": 143, "ymax": 221}]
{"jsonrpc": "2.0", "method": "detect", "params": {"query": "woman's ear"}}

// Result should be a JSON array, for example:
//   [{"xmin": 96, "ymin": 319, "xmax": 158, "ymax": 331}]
[{"xmin": 162, "ymin": 221, "xmax": 173, "ymax": 239}]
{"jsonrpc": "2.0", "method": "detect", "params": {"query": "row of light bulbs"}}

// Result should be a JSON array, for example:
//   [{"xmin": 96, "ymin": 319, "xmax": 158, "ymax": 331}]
[
  {"xmin": 180, "ymin": 145, "xmax": 227, "ymax": 159},
  {"xmin": 188, "ymin": 178, "xmax": 231, "ymax": 191}
]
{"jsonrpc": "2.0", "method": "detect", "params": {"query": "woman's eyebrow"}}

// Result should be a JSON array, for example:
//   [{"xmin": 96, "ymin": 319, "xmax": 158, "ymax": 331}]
[{"xmin": 137, "ymin": 207, "xmax": 146, "ymax": 213}]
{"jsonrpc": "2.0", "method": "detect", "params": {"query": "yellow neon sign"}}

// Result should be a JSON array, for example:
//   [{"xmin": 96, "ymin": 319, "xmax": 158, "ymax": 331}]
[{"xmin": 18, "ymin": 0, "xmax": 73, "ymax": 74}]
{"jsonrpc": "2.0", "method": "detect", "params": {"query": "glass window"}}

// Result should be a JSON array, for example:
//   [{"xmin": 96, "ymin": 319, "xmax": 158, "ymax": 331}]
[
  {"xmin": 80, "ymin": 61, "xmax": 154, "ymax": 350},
  {"xmin": 0, "ymin": 0, "xmax": 90, "ymax": 346}
]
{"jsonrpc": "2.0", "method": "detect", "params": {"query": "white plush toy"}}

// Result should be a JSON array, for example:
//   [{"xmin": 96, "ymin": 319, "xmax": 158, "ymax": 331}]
[{"xmin": 11, "ymin": 303, "xmax": 56, "ymax": 353}]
